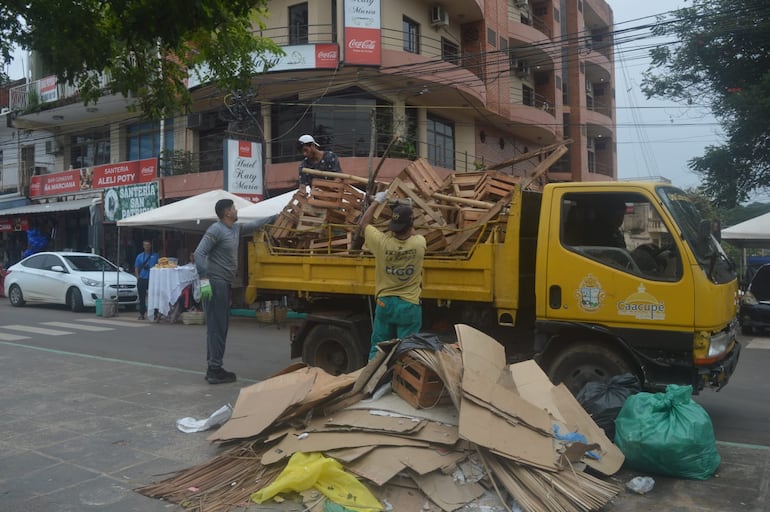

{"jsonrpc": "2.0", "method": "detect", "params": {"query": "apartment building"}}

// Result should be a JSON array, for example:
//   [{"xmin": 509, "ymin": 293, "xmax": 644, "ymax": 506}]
[{"xmin": 0, "ymin": 0, "xmax": 615, "ymax": 265}]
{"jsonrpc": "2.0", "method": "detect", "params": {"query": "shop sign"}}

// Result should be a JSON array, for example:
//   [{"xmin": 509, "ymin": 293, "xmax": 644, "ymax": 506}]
[
  {"xmin": 39, "ymin": 75, "xmax": 59, "ymax": 103},
  {"xmin": 29, "ymin": 158, "xmax": 157, "ymax": 198},
  {"xmin": 224, "ymin": 139, "xmax": 262, "ymax": 201},
  {"xmin": 103, "ymin": 181, "xmax": 159, "ymax": 223},
  {"xmin": 344, "ymin": 0, "xmax": 381, "ymax": 65},
  {"xmin": 0, "ymin": 216, "xmax": 29, "ymax": 232},
  {"xmin": 260, "ymin": 44, "xmax": 339, "ymax": 72}
]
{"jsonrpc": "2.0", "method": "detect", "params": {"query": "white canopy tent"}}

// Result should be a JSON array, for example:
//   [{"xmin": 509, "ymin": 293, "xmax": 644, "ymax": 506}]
[
  {"xmin": 721, "ymin": 211, "xmax": 770, "ymax": 284},
  {"xmin": 117, "ymin": 189, "xmax": 255, "ymax": 233},
  {"xmin": 721, "ymin": 212, "xmax": 770, "ymax": 249},
  {"xmin": 236, "ymin": 190, "xmax": 296, "ymax": 223}
]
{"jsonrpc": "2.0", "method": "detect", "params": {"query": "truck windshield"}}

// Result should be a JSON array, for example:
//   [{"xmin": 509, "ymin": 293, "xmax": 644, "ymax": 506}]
[{"xmin": 656, "ymin": 186, "xmax": 735, "ymax": 284}]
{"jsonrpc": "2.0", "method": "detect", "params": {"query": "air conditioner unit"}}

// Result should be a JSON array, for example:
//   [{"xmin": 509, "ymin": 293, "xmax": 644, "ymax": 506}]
[
  {"xmin": 44, "ymin": 140, "xmax": 60, "ymax": 155},
  {"xmin": 430, "ymin": 5, "xmax": 449, "ymax": 27},
  {"xmin": 515, "ymin": 0, "xmax": 529, "ymax": 7}
]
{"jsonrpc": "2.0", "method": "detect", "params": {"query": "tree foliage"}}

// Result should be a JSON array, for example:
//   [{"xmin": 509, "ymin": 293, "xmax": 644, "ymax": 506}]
[
  {"xmin": 642, "ymin": 0, "xmax": 770, "ymax": 207},
  {"xmin": 0, "ymin": 0, "xmax": 282, "ymax": 119}
]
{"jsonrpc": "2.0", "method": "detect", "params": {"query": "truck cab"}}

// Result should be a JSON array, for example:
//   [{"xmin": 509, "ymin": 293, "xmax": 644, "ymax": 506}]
[{"xmin": 535, "ymin": 182, "xmax": 741, "ymax": 393}]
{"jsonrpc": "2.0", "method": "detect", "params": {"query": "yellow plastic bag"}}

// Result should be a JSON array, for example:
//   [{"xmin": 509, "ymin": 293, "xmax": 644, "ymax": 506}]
[{"xmin": 251, "ymin": 452, "xmax": 382, "ymax": 512}]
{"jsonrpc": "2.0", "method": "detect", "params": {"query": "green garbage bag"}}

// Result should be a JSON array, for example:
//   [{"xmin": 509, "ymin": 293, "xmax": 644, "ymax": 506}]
[{"xmin": 614, "ymin": 384, "xmax": 720, "ymax": 480}]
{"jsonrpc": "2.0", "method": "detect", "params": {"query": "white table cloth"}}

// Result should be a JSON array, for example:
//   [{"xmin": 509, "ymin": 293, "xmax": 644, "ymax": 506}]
[{"xmin": 147, "ymin": 265, "xmax": 200, "ymax": 317}]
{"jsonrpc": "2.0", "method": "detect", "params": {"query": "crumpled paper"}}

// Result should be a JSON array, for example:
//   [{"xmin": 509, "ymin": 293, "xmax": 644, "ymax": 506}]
[{"xmin": 176, "ymin": 404, "xmax": 232, "ymax": 433}]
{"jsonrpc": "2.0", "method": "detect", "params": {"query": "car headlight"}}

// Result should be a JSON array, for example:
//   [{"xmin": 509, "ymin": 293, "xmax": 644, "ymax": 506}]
[
  {"xmin": 742, "ymin": 291, "xmax": 758, "ymax": 306},
  {"xmin": 81, "ymin": 276, "xmax": 102, "ymax": 287}
]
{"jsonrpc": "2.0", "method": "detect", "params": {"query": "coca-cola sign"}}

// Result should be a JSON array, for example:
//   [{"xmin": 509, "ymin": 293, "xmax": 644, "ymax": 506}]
[{"xmin": 344, "ymin": 0, "xmax": 381, "ymax": 66}]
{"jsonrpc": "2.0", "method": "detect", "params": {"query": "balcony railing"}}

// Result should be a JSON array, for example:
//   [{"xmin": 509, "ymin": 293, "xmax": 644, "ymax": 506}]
[{"xmin": 9, "ymin": 73, "xmax": 112, "ymax": 112}]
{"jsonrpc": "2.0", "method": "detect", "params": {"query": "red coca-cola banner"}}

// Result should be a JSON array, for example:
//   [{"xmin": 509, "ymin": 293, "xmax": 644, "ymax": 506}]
[
  {"xmin": 344, "ymin": 0, "xmax": 381, "ymax": 66},
  {"xmin": 29, "ymin": 158, "xmax": 157, "ymax": 198},
  {"xmin": 0, "ymin": 216, "xmax": 29, "ymax": 232}
]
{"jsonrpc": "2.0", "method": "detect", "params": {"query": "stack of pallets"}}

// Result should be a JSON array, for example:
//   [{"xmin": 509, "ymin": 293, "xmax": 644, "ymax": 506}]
[{"xmin": 267, "ymin": 158, "xmax": 522, "ymax": 255}]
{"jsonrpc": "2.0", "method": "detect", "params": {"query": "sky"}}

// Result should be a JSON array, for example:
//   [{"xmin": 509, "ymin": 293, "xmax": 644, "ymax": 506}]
[
  {"xmin": 608, "ymin": 1, "xmax": 721, "ymax": 190},
  {"xmin": 2, "ymin": 3, "xmax": 719, "ymax": 193}
]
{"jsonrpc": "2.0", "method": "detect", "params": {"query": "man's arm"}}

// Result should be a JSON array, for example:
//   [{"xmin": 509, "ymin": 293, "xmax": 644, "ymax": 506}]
[
  {"xmin": 194, "ymin": 231, "xmax": 216, "ymax": 278},
  {"xmin": 239, "ymin": 214, "xmax": 278, "ymax": 237},
  {"xmin": 359, "ymin": 193, "xmax": 385, "ymax": 235}
]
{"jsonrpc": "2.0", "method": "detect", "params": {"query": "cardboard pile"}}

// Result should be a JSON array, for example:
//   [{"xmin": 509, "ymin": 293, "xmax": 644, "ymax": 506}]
[
  {"xmin": 138, "ymin": 325, "xmax": 623, "ymax": 512},
  {"xmin": 267, "ymin": 143, "xmax": 567, "ymax": 255}
]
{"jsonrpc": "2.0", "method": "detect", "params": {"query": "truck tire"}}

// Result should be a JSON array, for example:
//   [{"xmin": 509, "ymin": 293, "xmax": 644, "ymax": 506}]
[
  {"xmin": 302, "ymin": 324, "xmax": 366, "ymax": 375},
  {"xmin": 546, "ymin": 341, "xmax": 637, "ymax": 396}
]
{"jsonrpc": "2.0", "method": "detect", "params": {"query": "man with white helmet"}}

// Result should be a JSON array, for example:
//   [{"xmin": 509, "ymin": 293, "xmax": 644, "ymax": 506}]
[{"xmin": 297, "ymin": 134, "xmax": 342, "ymax": 189}]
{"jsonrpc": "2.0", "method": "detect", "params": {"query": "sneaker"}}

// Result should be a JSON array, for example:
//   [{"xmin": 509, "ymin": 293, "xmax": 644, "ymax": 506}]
[{"xmin": 205, "ymin": 367, "xmax": 236, "ymax": 384}]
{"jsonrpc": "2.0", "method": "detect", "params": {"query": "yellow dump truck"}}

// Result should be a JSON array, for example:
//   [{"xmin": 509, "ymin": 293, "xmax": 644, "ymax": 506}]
[{"xmin": 246, "ymin": 180, "xmax": 741, "ymax": 394}]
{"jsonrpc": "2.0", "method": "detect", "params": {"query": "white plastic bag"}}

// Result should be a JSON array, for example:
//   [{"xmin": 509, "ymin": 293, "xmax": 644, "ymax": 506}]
[{"xmin": 176, "ymin": 404, "xmax": 232, "ymax": 433}]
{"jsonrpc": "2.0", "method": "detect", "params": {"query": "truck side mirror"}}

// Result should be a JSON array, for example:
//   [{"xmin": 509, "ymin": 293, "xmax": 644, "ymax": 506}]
[{"xmin": 700, "ymin": 219, "xmax": 721, "ymax": 242}]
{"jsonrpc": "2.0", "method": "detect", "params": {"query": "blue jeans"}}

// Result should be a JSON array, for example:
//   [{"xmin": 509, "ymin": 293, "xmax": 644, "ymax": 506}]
[{"xmin": 369, "ymin": 296, "xmax": 422, "ymax": 359}]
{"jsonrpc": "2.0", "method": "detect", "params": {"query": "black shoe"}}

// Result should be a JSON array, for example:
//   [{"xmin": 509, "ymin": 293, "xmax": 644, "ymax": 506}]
[
  {"xmin": 138, "ymin": 313, "xmax": 145, "ymax": 320},
  {"xmin": 205, "ymin": 367, "xmax": 236, "ymax": 384}
]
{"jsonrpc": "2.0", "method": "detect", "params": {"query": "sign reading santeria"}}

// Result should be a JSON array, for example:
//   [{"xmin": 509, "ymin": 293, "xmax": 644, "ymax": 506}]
[
  {"xmin": 102, "ymin": 181, "xmax": 159, "ymax": 223},
  {"xmin": 29, "ymin": 158, "xmax": 157, "ymax": 198}
]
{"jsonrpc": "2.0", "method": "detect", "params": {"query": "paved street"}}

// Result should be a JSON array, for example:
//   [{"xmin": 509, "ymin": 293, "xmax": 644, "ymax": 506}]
[{"xmin": 0, "ymin": 303, "xmax": 768, "ymax": 511}]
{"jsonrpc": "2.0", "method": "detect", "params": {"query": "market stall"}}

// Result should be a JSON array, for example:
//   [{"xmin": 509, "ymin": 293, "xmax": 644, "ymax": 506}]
[{"xmin": 147, "ymin": 263, "xmax": 200, "ymax": 321}]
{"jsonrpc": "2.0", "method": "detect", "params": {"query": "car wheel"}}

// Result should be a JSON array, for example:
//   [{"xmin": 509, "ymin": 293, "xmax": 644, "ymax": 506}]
[
  {"xmin": 302, "ymin": 324, "xmax": 366, "ymax": 375},
  {"xmin": 544, "ymin": 341, "xmax": 639, "ymax": 396},
  {"xmin": 67, "ymin": 288, "xmax": 84, "ymax": 312},
  {"xmin": 8, "ymin": 284, "xmax": 25, "ymax": 307}
]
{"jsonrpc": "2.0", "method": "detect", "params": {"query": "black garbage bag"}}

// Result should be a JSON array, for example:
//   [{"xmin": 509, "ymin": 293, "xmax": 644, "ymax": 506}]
[{"xmin": 576, "ymin": 373, "xmax": 641, "ymax": 440}]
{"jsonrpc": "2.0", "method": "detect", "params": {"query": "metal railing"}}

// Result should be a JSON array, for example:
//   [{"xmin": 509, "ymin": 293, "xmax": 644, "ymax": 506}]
[{"xmin": 9, "ymin": 73, "xmax": 112, "ymax": 112}]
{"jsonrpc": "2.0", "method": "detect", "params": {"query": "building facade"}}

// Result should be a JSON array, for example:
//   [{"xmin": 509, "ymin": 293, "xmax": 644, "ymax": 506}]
[{"xmin": 0, "ymin": 0, "xmax": 615, "ymax": 267}]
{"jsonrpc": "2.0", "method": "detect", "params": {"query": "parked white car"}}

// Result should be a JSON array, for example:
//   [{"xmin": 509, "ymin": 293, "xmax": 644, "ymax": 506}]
[{"xmin": 4, "ymin": 252, "xmax": 138, "ymax": 312}]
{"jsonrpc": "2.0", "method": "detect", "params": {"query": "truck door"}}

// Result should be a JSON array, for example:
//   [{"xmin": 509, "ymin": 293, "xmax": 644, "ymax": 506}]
[{"xmin": 540, "ymin": 188, "xmax": 694, "ymax": 334}]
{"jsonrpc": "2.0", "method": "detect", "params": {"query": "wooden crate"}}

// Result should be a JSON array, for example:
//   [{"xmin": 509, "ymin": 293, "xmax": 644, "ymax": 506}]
[{"xmin": 392, "ymin": 353, "xmax": 452, "ymax": 409}]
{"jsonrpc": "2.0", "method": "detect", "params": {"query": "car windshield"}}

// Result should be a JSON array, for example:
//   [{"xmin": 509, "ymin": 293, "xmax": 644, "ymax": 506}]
[
  {"xmin": 656, "ymin": 186, "xmax": 735, "ymax": 284},
  {"xmin": 63, "ymin": 255, "xmax": 118, "ymax": 272}
]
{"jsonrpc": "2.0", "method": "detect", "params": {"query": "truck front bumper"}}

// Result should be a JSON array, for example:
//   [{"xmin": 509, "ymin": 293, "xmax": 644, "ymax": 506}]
[{"xmin": 699, "ymin": 340, "xmax": 741, "ymax": 391}]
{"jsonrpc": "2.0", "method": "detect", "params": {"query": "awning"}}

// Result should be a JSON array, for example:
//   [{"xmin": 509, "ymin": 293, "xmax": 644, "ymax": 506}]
[
  {"xmin": 0, "ymin": 197, "xmax": 98, "ymax": 216},
  {"xmin": 0, "ymin": 195, "xmax": 30, "ymax": 212}
]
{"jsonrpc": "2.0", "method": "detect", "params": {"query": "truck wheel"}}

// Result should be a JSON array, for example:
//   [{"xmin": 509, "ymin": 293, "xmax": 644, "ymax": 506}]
[
  {"xmin": 302, "ymin": 324, "xmax": 366, "ymax": 375},
  {"xmin": 546, "ymin": 341, "xmax": 637, "ymax": 396}
]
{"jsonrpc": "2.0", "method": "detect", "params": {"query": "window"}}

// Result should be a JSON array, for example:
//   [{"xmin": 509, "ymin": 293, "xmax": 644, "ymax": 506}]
[
  {"xmin": 403, "ymin": 17, "xmax": 420, "ymax": 54},
  {"xmin": 289, "ymin": 3, "xmax": 308, "ymax": 45},
  {"xmin": 270, "ymin": 88, "xmax": 393, "ymax": 163},
  {"xmin": 561, "ymin": 193, "xmax": 682, "ymax": 281},
  {"xmin": 522, "ymin": 85, "xmax": 534, "ymax": 106},
  {"xmin": 70, "ymin": 128, "xmax": 111, "ymax": 169},
  {"xmin": 127, "ymin": 119, "xmax": 174, "ymax": 170},
  {"xmin": 441, "ymin": 38, "xmax": 460, "ymax": 64},
  {"xmin": 427, "ymin": 115, "xmax": 454, "ymax": 169}
]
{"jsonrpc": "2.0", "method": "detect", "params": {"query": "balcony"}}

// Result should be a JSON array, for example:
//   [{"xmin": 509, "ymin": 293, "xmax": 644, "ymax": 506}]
[{"xmin": 9, "ymin": 74, "xmax": 135, "ymax": 130}]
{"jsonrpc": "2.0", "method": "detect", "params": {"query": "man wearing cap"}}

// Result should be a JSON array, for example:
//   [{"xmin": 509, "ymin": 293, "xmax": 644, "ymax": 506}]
[
  {"xmin": 298, "ymin": 134, "xmax": 342, "ymax": 189},
  {"xmin": 359, "ymin": 192, "xmax": 426, "ymax": 359}
]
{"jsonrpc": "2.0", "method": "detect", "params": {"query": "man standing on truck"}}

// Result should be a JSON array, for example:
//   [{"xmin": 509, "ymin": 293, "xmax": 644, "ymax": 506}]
[
  {"xmin": 359, "ymin": 193, "xmax": 427, "ymax": 359},
  {"xmin": 194, "ymin": 199, "xmax": 275, "ymax": 384},
  {"xmin": 298, "ymin": 134, "xmax": 342, "ymax": 189}
]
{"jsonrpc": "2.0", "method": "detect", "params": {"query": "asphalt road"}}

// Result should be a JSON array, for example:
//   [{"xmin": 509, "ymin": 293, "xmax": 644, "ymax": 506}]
[{"xmin": 1, "ymin": 299, "xmax": 769, "ymax": 448}]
